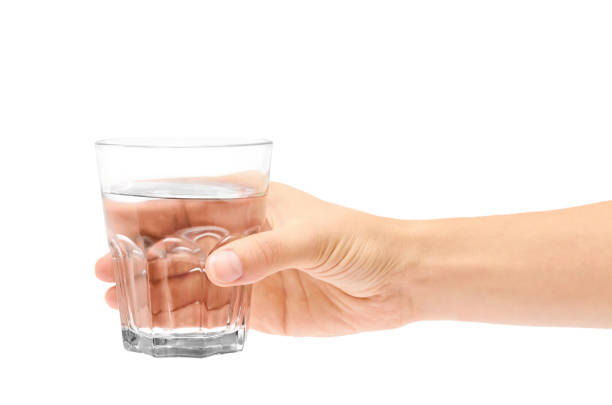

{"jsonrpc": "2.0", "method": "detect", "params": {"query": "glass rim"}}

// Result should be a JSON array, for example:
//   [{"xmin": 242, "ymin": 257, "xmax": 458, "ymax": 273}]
[{"xmin": 95, "ymin": 137, "xmax": 273, "ymax": 149}]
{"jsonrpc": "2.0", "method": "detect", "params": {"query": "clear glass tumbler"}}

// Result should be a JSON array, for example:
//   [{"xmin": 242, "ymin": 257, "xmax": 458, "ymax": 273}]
[{"xmin": 95, "ymin": 138, "xmax": 272, "ymax": 357}]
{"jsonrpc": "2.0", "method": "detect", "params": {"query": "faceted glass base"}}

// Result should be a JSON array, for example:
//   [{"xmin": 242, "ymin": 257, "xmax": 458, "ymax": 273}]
[{"xmin": 122, "ymin": 327, "xmax": 246, "ymax": 358}]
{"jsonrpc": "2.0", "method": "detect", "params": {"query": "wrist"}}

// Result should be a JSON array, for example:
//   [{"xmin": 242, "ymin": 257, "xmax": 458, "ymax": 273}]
[
  {"xmin": 398, "ymin": 218, "xmax": 467, "ymax": 323},
  {"xmin": 396, "ymin": 204, "xmax": 612, "ymax": 328}
]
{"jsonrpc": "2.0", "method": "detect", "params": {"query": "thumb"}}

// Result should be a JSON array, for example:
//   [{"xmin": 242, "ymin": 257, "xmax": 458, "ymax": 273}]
[{"xmin": 205, "ymin": 225, "xmax": 323, "ymax": 286}]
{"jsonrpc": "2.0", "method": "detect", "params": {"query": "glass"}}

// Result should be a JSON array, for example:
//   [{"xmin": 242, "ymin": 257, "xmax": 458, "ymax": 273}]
[{"xmin": 95, "ymin": 138, "xmax": 272, "ymax": 357}]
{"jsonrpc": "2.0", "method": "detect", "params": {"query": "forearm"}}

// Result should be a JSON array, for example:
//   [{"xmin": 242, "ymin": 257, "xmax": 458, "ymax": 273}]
[{"xmin": 408, "ymin": 202, "xmax": 612, "ymax": 327}]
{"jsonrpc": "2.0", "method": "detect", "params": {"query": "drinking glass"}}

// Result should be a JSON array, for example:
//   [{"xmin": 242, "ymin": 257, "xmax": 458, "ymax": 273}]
[{"xmin": 95, "ymin": 138, "xmax": 272, "ymax": 357}]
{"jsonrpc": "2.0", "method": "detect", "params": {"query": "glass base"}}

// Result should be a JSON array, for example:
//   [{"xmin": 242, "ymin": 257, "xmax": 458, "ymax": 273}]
[{"xmin": 122, "ymin": 327, "xmax": 246, "ymax": 358}]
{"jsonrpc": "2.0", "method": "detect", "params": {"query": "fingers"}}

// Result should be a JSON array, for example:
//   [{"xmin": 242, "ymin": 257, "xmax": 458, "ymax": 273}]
[
  {"xmin": 102, "ymin": 188, "xmax": 266, "ymax": 240},
  {"xmin": 102, "ymin": 198, "xmax": 188, "ymax": 241},
  {"xmin": 147, "ymin": 250, "xmax": 201, "ymax": 281},
  {"xmin": 105, "ymin": 286, "xmax": 118, "ymax": 309},
  {"xmin": 100, "ymin": 264, "xmax": 213, "ymax": 314},
  {"xmin": 104, "ymin": 277, "xmax": 235, "ymax": 328},
  {"xmin": 96, "ymin": 244, "xmax": 230, "ymax": 314},
  {"xmin": 149, "ymin": 271, "xmax": 204, "ymax": 314},
  {"xmin": 96, "ymin": 254, "xmax": 114, "ymax": 282},
  {"xmin": 182, "ymin": 196, "xmax": 266, "ymax": 234},
  {"xmin": 153, "ymin": 301, "xmax": 233, "ymax": 328},
  {"xmin": 206, "ymin": 224, "xmax": 326, "ymax": 286}
]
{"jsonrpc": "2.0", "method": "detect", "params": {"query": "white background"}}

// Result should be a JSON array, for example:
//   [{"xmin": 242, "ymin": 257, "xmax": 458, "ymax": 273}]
[{"xmin": 1, "ymin": 0, "xmax": 611, "ymax": 403}]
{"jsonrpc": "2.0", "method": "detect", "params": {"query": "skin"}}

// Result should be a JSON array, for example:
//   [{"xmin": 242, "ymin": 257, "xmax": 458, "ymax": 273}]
[{"xmin": 96, "ymin": 182, "xmax": 612, "ymax": 336}]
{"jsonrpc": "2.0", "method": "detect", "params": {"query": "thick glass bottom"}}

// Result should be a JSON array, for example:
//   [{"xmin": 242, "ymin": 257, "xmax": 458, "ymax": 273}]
[{"xmin": 122, "ymin": 327, "xmax": 246, "ymax": 358}]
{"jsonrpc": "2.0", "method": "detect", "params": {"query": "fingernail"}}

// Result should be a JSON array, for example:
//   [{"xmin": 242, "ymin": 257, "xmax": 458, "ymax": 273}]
[{"xmin": 207, "ymin": 250, "xmax": 243, "ymax": 282}]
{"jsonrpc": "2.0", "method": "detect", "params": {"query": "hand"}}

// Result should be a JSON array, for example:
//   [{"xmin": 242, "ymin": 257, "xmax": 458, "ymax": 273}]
[{"xmin": 96, "ymin": 182, "xmax": 415, "ymax": 336}]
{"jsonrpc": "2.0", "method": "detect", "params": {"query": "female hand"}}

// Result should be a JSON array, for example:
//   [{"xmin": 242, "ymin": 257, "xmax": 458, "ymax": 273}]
[
  {"xmin": 97, "ymin": 183, "xmax": 612, "ymax": 333},
  {"xmin": 96, "ymin": 182, "xmax": 415, "ymax": 336}
]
